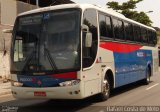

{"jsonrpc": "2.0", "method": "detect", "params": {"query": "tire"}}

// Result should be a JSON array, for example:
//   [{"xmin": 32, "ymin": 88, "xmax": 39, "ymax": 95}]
[
  {"xmin": 143, "ymin": 68, "xmax": 151, "ymax": 85},
  {"xmin": 98, "ymin": 76, "xmax": 110, "ymax": 101}
]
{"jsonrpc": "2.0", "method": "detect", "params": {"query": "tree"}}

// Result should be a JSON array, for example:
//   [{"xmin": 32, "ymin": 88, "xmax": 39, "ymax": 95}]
[{"xmin": 107, "ymin": 0, "xmax": 152, "ymax": 26}]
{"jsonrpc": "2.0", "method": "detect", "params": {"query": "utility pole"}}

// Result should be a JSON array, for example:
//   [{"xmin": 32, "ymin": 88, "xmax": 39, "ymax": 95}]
[{"xmin": 36, "ymin": 0, "xmax": 39, "ymax": 8}]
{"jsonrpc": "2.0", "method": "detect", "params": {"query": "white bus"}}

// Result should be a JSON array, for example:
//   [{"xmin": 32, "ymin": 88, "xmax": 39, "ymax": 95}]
[{"xmin": 10, "ymin": 4, "xmax": 159, "ymax": 101}]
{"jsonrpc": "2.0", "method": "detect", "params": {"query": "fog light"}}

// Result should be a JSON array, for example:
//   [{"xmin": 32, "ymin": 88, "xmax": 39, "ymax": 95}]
[{"xmin": 59, "ymin": 80, "xmax": 80, "ymax": 87}]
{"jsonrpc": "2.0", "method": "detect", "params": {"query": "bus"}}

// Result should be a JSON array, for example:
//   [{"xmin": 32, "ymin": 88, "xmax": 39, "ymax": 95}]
[{"xmin": 9, "ymin": 4, "xmax": 159, "ymax": 101}]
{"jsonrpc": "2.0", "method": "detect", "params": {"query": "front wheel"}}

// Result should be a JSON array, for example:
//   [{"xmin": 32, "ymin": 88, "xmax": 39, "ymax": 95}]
[{"xmin": 98, "ymin": 76, "xmax": 110, "ymax": 101}]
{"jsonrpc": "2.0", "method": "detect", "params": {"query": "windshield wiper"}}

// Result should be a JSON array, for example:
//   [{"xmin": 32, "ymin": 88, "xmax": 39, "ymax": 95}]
[
  {"xmin": 21, "ymin": 50, "xmax": 35, "ymax": 73},
  {"xmin": 44, "ymin": 48, "xmax": 58, "ymax": 71}
]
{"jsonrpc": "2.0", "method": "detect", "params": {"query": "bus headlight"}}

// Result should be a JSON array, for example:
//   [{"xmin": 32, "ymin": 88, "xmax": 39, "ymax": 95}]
[
  {"xmin": 11, "ymin": 81, "xmax": 23, "ymax": 87},
  {"xmin": 59, "ymin": 80, "xmax": 80, "ymax": 87}
]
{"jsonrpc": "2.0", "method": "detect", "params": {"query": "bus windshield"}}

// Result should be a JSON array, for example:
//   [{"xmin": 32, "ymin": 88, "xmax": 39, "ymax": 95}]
[{"xmin": 11, "ymin": 9, "xmax": 81, "ymax": 74}]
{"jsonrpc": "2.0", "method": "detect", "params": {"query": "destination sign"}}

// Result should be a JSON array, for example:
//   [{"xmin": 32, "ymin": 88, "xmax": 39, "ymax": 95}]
[{"xmin": 19, "ymin": 15, "xmax": 43, "ymax": 25}]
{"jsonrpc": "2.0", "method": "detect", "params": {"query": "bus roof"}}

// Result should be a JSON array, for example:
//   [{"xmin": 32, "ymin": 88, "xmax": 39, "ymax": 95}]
[{"xmin": 18, "ymin": 4, "xmax": 155, "ymax": 31}]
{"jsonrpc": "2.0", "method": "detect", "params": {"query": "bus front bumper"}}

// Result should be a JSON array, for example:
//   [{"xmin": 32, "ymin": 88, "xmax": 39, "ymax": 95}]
[{"xmin": 11, "ymin": 85, "xmax": 83, "ymax": 99}]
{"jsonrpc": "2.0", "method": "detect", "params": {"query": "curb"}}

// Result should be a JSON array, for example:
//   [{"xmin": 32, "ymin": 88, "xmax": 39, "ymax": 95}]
[
  {"xmin": 0, "ymin": 90, "xmax": 11, "ymax": 96},
  {"xmin": 0, "ymin": 81, "xmax": 12, "ymax": 96}
]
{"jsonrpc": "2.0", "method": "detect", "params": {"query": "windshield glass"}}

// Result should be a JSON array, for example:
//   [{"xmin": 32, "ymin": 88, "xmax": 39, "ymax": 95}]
[{"xmin": 11, "ymin": 9, "xmax": 81, "ymax": 73}]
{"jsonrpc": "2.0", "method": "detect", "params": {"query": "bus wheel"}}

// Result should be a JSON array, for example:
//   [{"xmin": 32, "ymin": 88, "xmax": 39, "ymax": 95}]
[
  {"xmin": 143, "ymin": 68, "xmax": 151, "ymax": 85},
  {"xmin": 98, "ymin": 76, "xmax": 110, "ymax": 101}
]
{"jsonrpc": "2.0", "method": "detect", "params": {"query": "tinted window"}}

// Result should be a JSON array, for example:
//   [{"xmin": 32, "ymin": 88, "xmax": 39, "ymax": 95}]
[
  {"xmin": 134, "ymin": 25, "xmax": 141, "ymax": 42},
  {"xmin": 112, "ymin": 18, "xmax": 124, "ymax": 40},
  {"xmin": 106, "ymin": 16, "xmax": 113, "ymax": 38},
  {"xmin": 124, "ymin": 22, "xmax": 134, "ymax": 41},
  {"xmin": 99, "ymin": 14, "xmax": 113, "ymax": 39},
  {"xmin": 148, "ymin": 30, "xmax": 153, "ymax": 44},
  {"xmin": 153, "ymin": 32, "xmax": 157, "ymax": 45},
  {"xmin": 99, "ymin": 14, "xmax": 107, "ymax": 37},
  {"xmin": 148, "ymin": 31, "xmax": 157, "ymax": 45},
  {"xmin": 83, "ymin": 9, "xmax": 98, "ymax": 41},
  {"xmin": 141, "ymin": 28, "xmax": 148, "ymax": 43}
]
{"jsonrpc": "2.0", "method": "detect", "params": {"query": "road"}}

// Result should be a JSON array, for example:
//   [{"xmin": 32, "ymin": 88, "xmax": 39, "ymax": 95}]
[{"xmin": 0, "ymin": 73, "xmax": 160, "ymax": 112}]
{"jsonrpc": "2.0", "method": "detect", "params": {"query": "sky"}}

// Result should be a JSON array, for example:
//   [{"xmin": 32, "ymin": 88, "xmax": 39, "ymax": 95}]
[{"xmin": 72, "ymin": 0, "xmax": 160, "ymax": 28}]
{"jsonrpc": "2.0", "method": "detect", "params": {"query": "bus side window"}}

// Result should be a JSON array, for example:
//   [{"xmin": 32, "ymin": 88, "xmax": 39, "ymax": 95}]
[
  {"xmin": 148, "ymin": 30, "xmax": 153, "ymax": 45},
  {"xmin": 99, "ymin": 14, "xmax": 107, "ymax": 38},
  {"xmin": 141, "ymin": 28, "xmax": 148, "ymax": 44},
  {"xmin": 124, "ymin": 22, "xmax": 134, "ymax": 41},
  {"xmin": 112, "ymin": 18, "xmax": 124, "ymax": 40},
  {"xmin": 105, "ymin": 16, "xmax": 113, "ymax": 38},
  {"xmin": 99, "ymin": 13, "xmax": 113, "ymax": 39},
  {"xmin": 153, "ymin": 32, "xmax": 157, "ymax": 45},
  {"xmin": 134, "ymin": 25, "xmax": 141, "ymax": 43}
]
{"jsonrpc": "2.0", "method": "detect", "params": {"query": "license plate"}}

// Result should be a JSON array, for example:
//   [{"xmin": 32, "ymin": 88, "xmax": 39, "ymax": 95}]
[{"xmin": 34, "ymin": 92, "xmax": 46, "ymax": 96}]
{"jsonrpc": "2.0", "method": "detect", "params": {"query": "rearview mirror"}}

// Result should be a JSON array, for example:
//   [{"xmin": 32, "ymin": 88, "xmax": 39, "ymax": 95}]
[
  {"xmin": 2, "ymin": 29, "xmax": 13, "ymax": 33},
  {"xmin": 85, "ymin": 32, "xmax": 92, "ymax": 47},
  {"xmin": 82, "ymin": 24, "xmax": 92, "ymax": 47},
  {"xmin": 82, "ymin": 24, "xmax": 89, "ymax": 32}
]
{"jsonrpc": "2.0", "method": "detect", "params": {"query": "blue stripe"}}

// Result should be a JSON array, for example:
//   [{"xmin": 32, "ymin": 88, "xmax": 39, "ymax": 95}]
[
  {"xmin": 114, "ymin": 50, "xmax": 152, "ymax": 88},
  {"xmin": 17, "ymin": 75, "xmax": 75, "ymax": 87}
]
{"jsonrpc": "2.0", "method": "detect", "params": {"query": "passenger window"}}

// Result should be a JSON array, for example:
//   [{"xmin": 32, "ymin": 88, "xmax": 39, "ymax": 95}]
[
  {"xmin": 153, "ymin": 32, "xmax": 157, "ymax": 45},
  {"xmin": 112, "ymin": 18, "xmax": 124, "ymax": 40},
  {"xmin": 124, "ymin": 22, "xmax": 134, "ymax": 41},
  {"xmin": 99, "ymin": 14, "xmax": 113, "ymax": 39},
  {"xmin": 148, "ymin": 30, "xmax": 153, "ymax": 44},
  {"xmin": 141, "ymin": 28, "xmax": 148, "ymax": 43},
  {"xmin": 106, "ymin": 16, "xmax": 113, "ymax": 38},
  {"xmin": 134, "ymin": 25, "xmax": 141, "ymax": 42},
  {"xmin": 99, "ymin": 14, "xmax": 107, "ymax": 38}
]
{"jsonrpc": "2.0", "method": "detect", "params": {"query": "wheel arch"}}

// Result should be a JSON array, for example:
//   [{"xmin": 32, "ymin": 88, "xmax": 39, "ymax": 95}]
[
  {"xmin": 147, "ymin": 64, "xmax": 152, "ymax": 76},
  {"xmin": 103, "ymin": 67, "xmax": 115, "ymax": 89}
]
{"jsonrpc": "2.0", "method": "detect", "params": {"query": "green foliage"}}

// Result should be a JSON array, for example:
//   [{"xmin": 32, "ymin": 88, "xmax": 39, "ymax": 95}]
[
  {"xmin": 107, "ymin": 0, "xmax": 143, "ymax": 10},
  {"xmin": 107, "ymin": 0, "xmax": 152, "ymax": 26}
]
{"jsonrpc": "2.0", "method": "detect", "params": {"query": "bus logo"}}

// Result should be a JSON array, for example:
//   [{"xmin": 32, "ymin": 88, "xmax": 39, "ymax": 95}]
[
  {"xmin": 137, "ymin": 52, "xmax": 146, "ymax": 57},
  {"xmin": 37, "ymin": 80, "xmax": 42, "ymax": 86}
]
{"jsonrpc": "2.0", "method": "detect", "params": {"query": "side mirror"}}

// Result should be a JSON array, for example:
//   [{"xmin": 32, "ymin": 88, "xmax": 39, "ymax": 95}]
[
  {"xmin": 85, "ymin": 32, "xmax": 92, "ymax": 47},
  {"xmin": 82, "ymin": 24, "xmax": 92, "ymax": 47},
  {"xmin": 82, "ymin": 24, "xmax": 89, "ymax": 32},
  {"xmin": 2, "ymin": 29, "xmax": 13, "ymax": 33}
]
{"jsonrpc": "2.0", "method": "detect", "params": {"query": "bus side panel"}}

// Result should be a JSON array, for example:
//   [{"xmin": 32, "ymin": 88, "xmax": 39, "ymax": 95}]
[
  {"xmin": 98, "ymin": 47, "xmax": 115, "ymax": 87},
  {"xmin": 114, "ymin": 49, "xmax": 152, "ymax": 88},
  {"xmin": 82, "ymin": 47, "xmax": 115, "ymax": 98},
  {"xmin": 81, "ymin": 64, "xmax": 102, "ymax": 98}
]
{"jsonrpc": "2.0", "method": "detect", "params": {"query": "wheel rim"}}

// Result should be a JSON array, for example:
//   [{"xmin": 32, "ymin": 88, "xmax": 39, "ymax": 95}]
[{"xmin": 103, "ymin": 80, "xmax": 109, "ymax": 96}]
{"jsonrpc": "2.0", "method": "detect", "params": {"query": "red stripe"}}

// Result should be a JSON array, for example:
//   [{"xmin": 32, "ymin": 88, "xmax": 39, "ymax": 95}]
[
  {"xmin": 100, "ymin": 41, "xmax": 142, "ymax": 53},
  {"xmin": 49, "ymin": 72, "xmax": 77, "ymax": 79}
]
